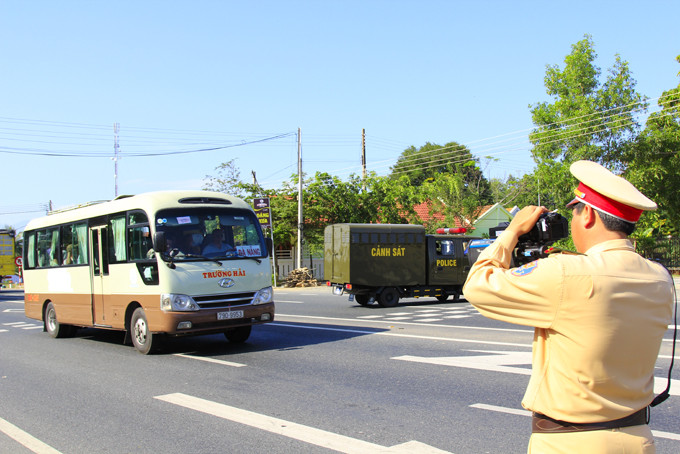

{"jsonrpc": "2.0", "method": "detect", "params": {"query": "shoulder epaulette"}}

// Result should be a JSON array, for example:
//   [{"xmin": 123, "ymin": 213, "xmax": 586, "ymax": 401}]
[{"xmin": 544, "ymin": 247, "xmax": 584, "ymax": 256}]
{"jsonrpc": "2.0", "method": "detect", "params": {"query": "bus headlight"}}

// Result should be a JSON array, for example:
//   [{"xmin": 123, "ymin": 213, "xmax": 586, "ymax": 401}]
[
  {"xmin": 251, "ymin": 286, "xmax": 273, "ymax": 305},
  {"xmin": 161, "ymin": 294, "xmax": 199, "ymax": 311}
]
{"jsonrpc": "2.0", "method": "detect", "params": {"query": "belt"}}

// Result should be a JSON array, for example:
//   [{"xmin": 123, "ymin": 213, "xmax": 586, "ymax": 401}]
[{"xmin": 532, "ymin": 408, "xmax": 649, "ymax": 434}]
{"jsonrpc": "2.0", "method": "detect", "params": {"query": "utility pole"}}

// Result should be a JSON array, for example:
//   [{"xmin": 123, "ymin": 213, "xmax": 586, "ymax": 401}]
[
  {"xmin": 297, "ymin": 127, "xmax": 303, "ymax": 270},
  {"xmin": 361, "ymin": 128, "xmax": 366, "ymax": 190},
  {"xmin": 113, "ymin": 122, "xmax": 120, "ymax": 197}
]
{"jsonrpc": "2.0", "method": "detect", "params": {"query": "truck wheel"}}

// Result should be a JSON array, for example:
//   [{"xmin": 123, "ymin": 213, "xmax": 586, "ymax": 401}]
[
  {"xmin": 354, "ymin": 294, "xmax": 370, "ymax": 306},
  {"xmin": 436, "ymin": 295, "xmax": 449, "ymax": 303},
  {"xmin": 378, "ymin": 288, "xmax": 399, "ymax": 307}
]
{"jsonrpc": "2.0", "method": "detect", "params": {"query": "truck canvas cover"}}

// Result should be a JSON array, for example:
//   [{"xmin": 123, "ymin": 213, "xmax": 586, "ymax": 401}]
[{"xmin": 324, "ymin": 224, "xmax": 426, "ymax": 287}]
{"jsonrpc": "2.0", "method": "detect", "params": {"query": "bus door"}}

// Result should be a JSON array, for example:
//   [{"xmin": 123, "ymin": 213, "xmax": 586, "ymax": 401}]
[{"xmin": 89, "ymin": 225, "xmax": 111, "ymax": 326}]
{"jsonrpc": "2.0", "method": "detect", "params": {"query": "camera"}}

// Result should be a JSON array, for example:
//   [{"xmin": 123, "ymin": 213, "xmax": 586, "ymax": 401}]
[{"xmin": 489, "ymin": 212, "xmax": 569, "ymax": 266}]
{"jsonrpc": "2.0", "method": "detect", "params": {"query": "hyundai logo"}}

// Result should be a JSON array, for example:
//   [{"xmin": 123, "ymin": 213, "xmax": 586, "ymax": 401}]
[{"xmin": 218, "ymin": 278, "xmax": 235, "ymax": 288}]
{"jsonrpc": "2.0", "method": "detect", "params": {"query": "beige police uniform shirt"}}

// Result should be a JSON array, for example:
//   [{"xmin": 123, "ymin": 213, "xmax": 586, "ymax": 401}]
[{"xmin": 463, "ymin": 231, "xmax": 674, "ymax": 423}]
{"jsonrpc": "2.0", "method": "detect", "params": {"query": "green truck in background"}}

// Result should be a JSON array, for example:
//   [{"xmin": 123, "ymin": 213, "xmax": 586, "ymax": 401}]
[{"xmin": 324, "ymin": 223, "xmax": 481, "ymax": 307}]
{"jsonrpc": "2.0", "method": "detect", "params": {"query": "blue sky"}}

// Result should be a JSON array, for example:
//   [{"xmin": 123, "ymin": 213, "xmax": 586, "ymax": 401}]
[{"xmin": 1, "ymin": 0, "xmax": 678, "ymax": 231}]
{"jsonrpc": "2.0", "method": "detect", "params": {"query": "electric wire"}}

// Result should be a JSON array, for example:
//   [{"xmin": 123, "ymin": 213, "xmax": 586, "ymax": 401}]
[{"xmin": 0, "ymin": 91, "xmax": 675, "ymax": 182}]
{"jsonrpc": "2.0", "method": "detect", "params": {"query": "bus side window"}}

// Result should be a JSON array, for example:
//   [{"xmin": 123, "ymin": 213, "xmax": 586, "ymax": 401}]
[
  {"xmin": 36, "ymin": 229, "xmax": 59, "ymax": 267},
  {"xmin": 73, "ymin": 223, "xmax": 88, "ymax": 264},
  {"xmin": 109, "ymin": 215, "xmax": 127, "ymax": 262},
  {"xmin": 129, "ymin": 225, "xmax": 153, "ymax": 260},
  {"xmin": 61, "ymin": 225, "xmax": 74, "ymax": 265},
  {"xmin": 48, "ymin": 228, "xmax": 60, "ymax": 266},
  {"xmin": 25, "ymin": 232, "xmax": 36, "ymax": 269}
]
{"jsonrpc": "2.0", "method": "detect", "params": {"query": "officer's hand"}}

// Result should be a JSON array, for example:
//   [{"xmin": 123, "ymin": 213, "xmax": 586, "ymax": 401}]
[{"xmin": 506, "ymin": 206, "xmax": 548, "ymax": 237}]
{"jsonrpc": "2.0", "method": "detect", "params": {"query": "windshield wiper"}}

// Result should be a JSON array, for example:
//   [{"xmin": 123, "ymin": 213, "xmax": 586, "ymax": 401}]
[{"xmin": 162, "ymin": 250, "xmax": 222, "ymax": 267}]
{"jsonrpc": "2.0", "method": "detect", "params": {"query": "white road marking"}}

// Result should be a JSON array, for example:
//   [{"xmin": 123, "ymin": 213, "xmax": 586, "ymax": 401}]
[
  {"xmin": 395, "ymin": 350, "xmax": 680, "ymax": 396},
  {"xmin": 394, "ymin": 350, "xmax": 533, "ymax": 375},
  {"xmin": 4, "ymin": 322, "xmax": 40, "ymax": 329},
  {"xmin": 155, "ymin": 392, "xmax": 451, "ymax": 453},
  {"xmin": 470, "ymin": 403, "xmax": 530, "ymax": 417},
  {"xmin": 173, "ymin": 353, "xmax": 247, "ymax": 367},
  {"xmin": 0, "ymin": 416, "xmax": 62, "ymax": 454},
  {"xmin": 470, "ymin": 403, "xmax": 680, "ymax": 441},
  {"xmin": 276, "ymin": 313, "xmax": 531, "ymax": 333},
  {"xmin": 276, "ymin": 300, "xmax": 304, "ymax": 304},
  {"xmin": 2, "ymin": 308, "xmax": 25, "ymax": 313},
  {"xmin": 653, "ymin": 430, "xmax": 680, "ymax": 441},
  {"xmin": 270, "ymin": 322, "xmax": 531, "ymax": 347}
]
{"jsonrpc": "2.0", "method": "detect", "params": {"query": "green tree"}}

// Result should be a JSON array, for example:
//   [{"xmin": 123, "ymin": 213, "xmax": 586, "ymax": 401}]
[
  {"xmin": 625, "ymin": 55, "xmax": 680, "ymax": 236},
  {"xmin": 303, "ymin": 172, "xmax": 420, "ymax": 246},
  {"xmin": 202, "ymin": 159, "xmax": 245, "ymax": 198},
  {"xmin": 391, "ymin": 141, "xmax": 491, "ymax": 194},
  {"xmin": 419, "ymin": 161, "xmax": 494, "ymax": 232},
  {"xmin": 529, "ymin": 35, "xmax": 647, "ymax": 209},
  {"xmin": 489, "ymin": 174, "xmax": 536, "ymax": 207}
]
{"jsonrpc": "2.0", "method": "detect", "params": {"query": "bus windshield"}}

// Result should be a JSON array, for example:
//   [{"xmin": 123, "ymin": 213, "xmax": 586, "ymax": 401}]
[{"xmin": 154, "ymin": 208, "xmax": 266, "ymax": 261}]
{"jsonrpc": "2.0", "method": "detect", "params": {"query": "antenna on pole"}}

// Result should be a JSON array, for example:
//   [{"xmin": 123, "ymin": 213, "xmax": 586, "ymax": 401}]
[
  {"xmin": 113, "ymin": 122, "xmax": 120, "ymax": 197},
  {"xmin": 361, "ymin": 128, "xmax": 366, "ymax": 190}
]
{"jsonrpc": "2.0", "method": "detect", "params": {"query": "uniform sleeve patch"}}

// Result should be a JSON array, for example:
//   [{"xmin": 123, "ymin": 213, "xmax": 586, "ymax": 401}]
[{"xmin": 511, "ymin": 260, "xmax": 539, "ymax": 276}]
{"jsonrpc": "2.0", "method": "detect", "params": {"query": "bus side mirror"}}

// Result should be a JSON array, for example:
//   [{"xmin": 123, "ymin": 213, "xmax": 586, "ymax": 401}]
[
  {"xmin": 154, "ymin": 232, "xmax": 166, "ymax": 253},
  {"xmin": 265, "ymin": 238, "xmax": 273, "ymax": 257}
]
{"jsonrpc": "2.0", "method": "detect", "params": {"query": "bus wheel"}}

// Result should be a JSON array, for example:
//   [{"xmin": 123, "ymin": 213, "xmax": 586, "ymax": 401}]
[
  {"xmin": 436, "ymin": 295, "xmax": 449, "ymax": 303},
  {"xmin": 355, "ymin": 294, "xmax": 370, "ymax": 306},
  {"xmin": 378, "ymin": 288, "xmax": 399, "ymax": 307},
  {"xmin": 131, "ymin": 308, "xmax": 155, "ymax": 354},
  {"xmin": 224, "ymin": 325, "xmax": 252, "ymax": 343},
  {"xmin": 45, "ymin": 302, "xmax": 73, "ymax": 338}
]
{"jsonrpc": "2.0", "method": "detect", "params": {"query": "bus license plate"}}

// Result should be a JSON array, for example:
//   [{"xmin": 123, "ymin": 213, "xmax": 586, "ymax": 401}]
[{"xmin": 217, "ymin": 310, "xmax": 244, "ymax": 320}]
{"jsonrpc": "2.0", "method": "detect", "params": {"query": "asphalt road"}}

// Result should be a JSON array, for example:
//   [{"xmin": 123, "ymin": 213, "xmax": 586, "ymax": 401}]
[{"xmin": 0, "ymin": 286, "xmax": 678, "ymax": 454}]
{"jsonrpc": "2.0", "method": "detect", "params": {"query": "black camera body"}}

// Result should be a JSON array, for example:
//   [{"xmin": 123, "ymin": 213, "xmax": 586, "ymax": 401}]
[{"xmin": 490, "ymin": 212, "xmax": 569, "ymax": 266}]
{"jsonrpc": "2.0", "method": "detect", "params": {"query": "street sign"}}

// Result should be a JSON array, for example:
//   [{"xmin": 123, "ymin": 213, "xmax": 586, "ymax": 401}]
[
  {"xmin": 253, "ymin": 198, "xmax": 270, "ymax": 209},
  {"xmin": 253, "ymin": 198, "xmax": 271, "ymax": 228},
  {"xmin": 14, "ymin": 256, "xmax": 22, "ymax": 267}
]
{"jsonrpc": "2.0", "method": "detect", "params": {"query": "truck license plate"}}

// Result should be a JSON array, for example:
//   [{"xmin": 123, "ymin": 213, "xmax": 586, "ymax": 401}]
[{"xmin": 217, "ymin": 310, "xmax": 244, "ymax": 320}]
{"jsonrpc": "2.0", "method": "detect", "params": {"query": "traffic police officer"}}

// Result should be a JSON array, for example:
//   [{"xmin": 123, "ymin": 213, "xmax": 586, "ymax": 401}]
[{"xmin": 463, "ymin": 160, "xmax": 674, "ymax": 453}]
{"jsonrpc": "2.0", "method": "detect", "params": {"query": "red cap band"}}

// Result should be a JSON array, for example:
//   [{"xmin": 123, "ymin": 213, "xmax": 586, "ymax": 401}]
[{"xmin": 572, "ymin": 182, "xmax": 643, "ymax": 223}]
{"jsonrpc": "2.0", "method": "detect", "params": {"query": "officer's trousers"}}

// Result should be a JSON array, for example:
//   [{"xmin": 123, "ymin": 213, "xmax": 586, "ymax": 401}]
[{"xmin": 527, "ymin": 425, "xmax": 655, "ymax": 453}]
